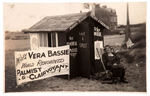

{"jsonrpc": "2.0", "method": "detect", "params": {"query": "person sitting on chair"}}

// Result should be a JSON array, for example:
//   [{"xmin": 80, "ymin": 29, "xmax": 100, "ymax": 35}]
[{"xmin": 102, "ymin": 45, "xmax": 128, "ymax": 83}]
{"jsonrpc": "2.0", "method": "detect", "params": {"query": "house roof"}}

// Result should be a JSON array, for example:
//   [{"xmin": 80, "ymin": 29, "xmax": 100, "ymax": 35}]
[{"xmin": 23, "ymin": 12, "xmax": 109, "ymax": 33}]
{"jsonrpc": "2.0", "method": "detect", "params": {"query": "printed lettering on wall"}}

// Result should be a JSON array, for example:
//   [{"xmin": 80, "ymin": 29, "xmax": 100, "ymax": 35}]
[
  {"xmin": 79, "ymin": 31, "xmax": 88, "ymax": 48},
  {"xmin": 67, "ymin": 41, "xmax": 78, "ymax": 57}
]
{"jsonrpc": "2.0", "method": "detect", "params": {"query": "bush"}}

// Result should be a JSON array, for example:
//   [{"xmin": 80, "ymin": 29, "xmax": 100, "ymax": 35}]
[{"xmin": 128, "ymin": 23, "xmax": 146, "ymax": 64}]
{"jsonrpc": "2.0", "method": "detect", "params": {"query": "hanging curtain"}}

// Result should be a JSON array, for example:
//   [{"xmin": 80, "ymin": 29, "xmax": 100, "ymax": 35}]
[{"xmin": 39, "ymin": 33, "xmax": 48, "ymax": 47}]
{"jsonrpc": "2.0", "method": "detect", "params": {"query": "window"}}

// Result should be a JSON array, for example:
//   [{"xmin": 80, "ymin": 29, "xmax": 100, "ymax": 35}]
[
  {"xmin": 30, "ymin": 32, "xmax": 59, "ymax": 49},
  {"xmin": 39, "ymin": 32, "xmax": 58, "ymax": 48}
]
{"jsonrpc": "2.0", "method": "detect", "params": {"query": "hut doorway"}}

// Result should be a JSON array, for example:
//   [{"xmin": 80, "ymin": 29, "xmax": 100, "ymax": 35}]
[{"xmin": 77, "ymin": 21, "xmax": 92, "ymax": 78}]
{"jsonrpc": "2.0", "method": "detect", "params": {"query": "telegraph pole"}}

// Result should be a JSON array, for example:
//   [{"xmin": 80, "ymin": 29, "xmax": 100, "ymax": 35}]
[
  {"xmin": 125, "ymin": 3, "xmax": 131, "ymax": 42},
  {"xmin": 122, "ymin": 3, "xmax": 133, "ymax": 48}
]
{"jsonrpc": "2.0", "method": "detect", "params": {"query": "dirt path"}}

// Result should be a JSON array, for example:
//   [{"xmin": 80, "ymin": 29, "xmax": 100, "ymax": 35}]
[{"xmin": 14, "ymin": 76, "xmax": 138, "ymax": 92}]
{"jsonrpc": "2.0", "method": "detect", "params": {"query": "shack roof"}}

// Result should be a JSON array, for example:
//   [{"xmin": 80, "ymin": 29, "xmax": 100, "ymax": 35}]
[{"xmin": 23, "ymin": 12, "xmax": 109, "ymax": 33}]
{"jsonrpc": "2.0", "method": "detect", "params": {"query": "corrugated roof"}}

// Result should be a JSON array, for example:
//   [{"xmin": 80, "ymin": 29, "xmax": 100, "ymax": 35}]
[{"xmin": 23, "ymin": 12, "xmax": 109, "ymax": 33}]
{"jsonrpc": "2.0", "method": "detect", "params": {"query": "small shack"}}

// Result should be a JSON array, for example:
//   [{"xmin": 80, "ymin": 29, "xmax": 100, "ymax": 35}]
[{"xmin": 23, "ymin": 12, "xmax": 109, "ymax": 78}]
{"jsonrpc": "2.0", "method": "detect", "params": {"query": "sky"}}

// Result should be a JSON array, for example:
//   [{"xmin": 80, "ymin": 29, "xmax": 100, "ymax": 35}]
[{"xmin": 3, "ymin": 2, "xmax": 146, "ymax": 31}]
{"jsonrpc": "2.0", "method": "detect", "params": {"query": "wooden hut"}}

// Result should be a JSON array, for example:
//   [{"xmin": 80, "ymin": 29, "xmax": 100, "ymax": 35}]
[{"xmin": 23, "ymin": 12, "xmax": 109, "ymax": 78}]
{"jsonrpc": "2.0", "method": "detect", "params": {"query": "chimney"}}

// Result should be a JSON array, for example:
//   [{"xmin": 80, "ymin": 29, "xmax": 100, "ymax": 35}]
[
  {"xmin": 91, "ymin": 3, "xmax": 96, "ymax": 16},
  {"xmin": 102, "ymin": 5, "xmax": 107, "ymax": 8}
]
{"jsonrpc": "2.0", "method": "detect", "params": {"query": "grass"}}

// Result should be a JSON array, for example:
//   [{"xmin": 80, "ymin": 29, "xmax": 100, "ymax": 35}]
[{"xmin": 5, "ymin": 35, "xmax": 146, "ymax": 92}]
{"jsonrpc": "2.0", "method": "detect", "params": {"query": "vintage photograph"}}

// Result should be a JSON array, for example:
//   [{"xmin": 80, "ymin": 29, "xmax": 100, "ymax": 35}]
[{"xmin": 4, "ymin": 2, "xmax": 146, "ymax": 92}]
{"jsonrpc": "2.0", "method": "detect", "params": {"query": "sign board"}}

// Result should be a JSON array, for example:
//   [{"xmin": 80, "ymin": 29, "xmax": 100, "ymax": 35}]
[
  {"xmin": 126, "ymin": 38, "xmax": 134, "ymax": 48},
  {"xmin": 15, "ymin": 45, "xmax": 70, "ymax": 85}
]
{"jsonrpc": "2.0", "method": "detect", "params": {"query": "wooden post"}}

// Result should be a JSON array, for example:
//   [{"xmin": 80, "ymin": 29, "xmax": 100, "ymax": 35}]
[
  {"xmin": 68, "ymin": 74, "xmax": 70, "ymax": 80},
  {"xmin": 68, "ymin": 48, "xmax": 71, "ymax": 80}
]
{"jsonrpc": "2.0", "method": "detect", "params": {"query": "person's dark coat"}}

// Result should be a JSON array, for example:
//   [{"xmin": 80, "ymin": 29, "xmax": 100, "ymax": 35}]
[
  {"xmin": 102, "ymin": 52, "xmax": 126, "ymax": 81},
  {"xmin": 102, "ymin": 52, "xmax": 120, "ymax": 70}
]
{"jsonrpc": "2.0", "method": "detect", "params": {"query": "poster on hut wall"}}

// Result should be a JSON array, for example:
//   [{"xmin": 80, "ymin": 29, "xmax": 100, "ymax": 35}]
[
  {"xmin": 94, "ymin": 41, "xmax": 103, "ymax": 60},
  {"xmin": 15, "ymin": 45, "xmax": 70, "ymax": 85}
]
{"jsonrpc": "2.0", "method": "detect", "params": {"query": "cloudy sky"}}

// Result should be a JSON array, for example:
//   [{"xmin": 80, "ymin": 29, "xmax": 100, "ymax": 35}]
[{"xmin": 3, "ymin": 2, "xmax": 146, "ymax": 31}]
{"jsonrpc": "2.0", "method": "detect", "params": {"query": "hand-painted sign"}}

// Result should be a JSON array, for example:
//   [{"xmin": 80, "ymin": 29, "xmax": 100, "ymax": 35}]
[
  {"xmin": 94, "ymin": 27, "xmax": 102, "ymax": 37},
  {"xmin": 79, "ymin": 31, "xmax": 88, "ymax": 48},
  {"xmin": 15, "ymin": 45, "xmax": 70, "ymax": 85}
]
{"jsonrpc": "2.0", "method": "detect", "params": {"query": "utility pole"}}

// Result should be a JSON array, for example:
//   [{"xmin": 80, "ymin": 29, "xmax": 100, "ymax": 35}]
[
  {"xmin": 125, "ymin": 3, "xmax": 131, "ymax": 42},
  {"xmin": 122, "ymin": 3, "xmax": 133, "ymax": 48}
]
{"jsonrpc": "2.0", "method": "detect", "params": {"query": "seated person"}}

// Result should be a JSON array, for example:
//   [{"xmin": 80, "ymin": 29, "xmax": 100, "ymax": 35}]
[{"xmin": 102, "ymin": 45, "xmax": 128, "ymax": 83}]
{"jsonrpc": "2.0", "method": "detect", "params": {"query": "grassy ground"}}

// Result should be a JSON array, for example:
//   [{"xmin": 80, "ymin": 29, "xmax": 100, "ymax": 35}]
[{"xmin": 5, "ymin": 35, "xmax": 146, "ymax": 92}]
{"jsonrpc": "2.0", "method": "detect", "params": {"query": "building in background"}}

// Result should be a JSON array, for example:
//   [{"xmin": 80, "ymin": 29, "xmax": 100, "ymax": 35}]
[
  {"xmin": 83, "ymin": 3, "xmax": 117, "ymax": 32},
  {"xmin": 94, "ymin": 4, "xmax": 117, "ymax": 31}
]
